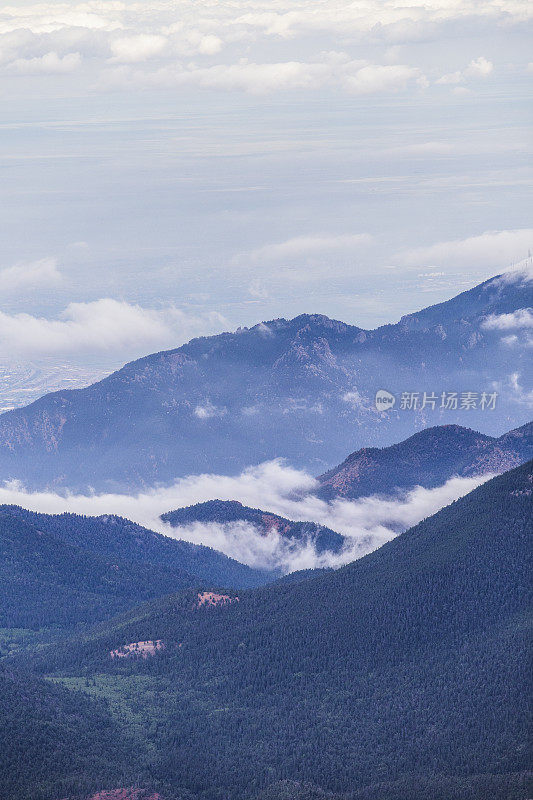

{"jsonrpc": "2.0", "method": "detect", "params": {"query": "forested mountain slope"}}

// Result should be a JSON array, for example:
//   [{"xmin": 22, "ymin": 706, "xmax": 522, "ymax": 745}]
[
  {"xmin": 161, "ymin": 500, "xmax": 345, "ymax": 553},
  {"xmin": 23, "ymin": 460, "xmax": 532, "ymax": 800},
  {"xmin": 0, "ymin": 511, "xmax": 198, "ymax": 628},
  {"xmin": 0, "ymin": 667, "xmax": 135, "ymax": 800},
  {"xmin": 0, "ymin": 506, "xmax": 272, "ymax": 597}
]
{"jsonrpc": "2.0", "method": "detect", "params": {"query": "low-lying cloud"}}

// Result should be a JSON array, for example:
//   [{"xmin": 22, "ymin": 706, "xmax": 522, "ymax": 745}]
[
  {"xmin": 0, "ymin": 257, "xmax": 62, "ymax": 292},
  {"xmin": 0, "ymin": 298, "xmax": 228, "ymax": 357},
  {"xmin": 0, "ymin": 460, "xmax": 492, "ymax": 573},
  {"xmin": 396, "ymin": 229, "xmax": 533, "ymax": 270},
  {"xmin": 482, "ymin": 308, "xmax": 533, "ymax": 331},
  {"xmin": 241, "ymin": 233, "xmax": 374, "ymax": 265}
]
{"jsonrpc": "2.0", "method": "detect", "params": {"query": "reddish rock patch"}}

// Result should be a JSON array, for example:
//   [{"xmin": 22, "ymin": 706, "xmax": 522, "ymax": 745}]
[
  {"xmin": 60, "ymin": 789, "xmax": 163, "ymax": 800},
  {"xmin": 110, "ymin": 640, "xmax": 165, "ymax": 660},
  {"xmin": 88, "ymin": 791, "xmax": 162, "ymax": 800},
  {"xmin": 195, "ymin": 591, "xmax": 239, "ymax": 608},
  {"xmin": 261, "ymin": 513, "xmax": 292, "ymax": 536}
]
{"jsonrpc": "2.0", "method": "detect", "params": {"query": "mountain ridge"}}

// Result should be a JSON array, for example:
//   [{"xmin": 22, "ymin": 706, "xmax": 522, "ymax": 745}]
[
  {"xmin": 0, "ymin": 506, "xmax": 272, "ymax": 593},
  {"xmin": 161, "ymin": 500, "xmax": 345, "ymax": 554},
  {"xmin": 20, "ymin": 460, "xmax": 532, "ymax": 800},
  {"xmin": 0, "ymin": 269, "xmax": 531, "ymax": 491},
  {"xmin": 317, "ymin": 420, "xmax": 533, "ymax": 499}
]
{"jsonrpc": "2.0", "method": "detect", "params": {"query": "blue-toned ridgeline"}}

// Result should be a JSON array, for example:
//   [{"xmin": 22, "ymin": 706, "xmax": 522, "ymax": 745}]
[{"xmin": 0, "ymin": 272, "xmax": 531, "ymax": 492}]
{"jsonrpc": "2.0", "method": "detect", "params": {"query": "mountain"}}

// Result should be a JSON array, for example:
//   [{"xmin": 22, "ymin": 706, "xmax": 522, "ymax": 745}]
[
  {"xmin": 0, "ymin": 509, "xmax": 200, "ymax": 628},
  {"xmin": 317, "ymin": 420, "xmax": 533, "ymax": 499},
  {"xmin": 0, "ymin": 666, "xmax": 134, "ymax": 800},
  {"xmin": 0, "ymin": 270, "xmax": 531, "ymax": 491},
  {"xmin": 24, "ymin": 460, "xmax": 533, "ymax": 800},
  {"xmin": 161, "ymin": 500, "xmax": 345, "ymax": 553},
  {"xmin": 0, "ymin": 506, "xmax": 275, "ymax": 629}
]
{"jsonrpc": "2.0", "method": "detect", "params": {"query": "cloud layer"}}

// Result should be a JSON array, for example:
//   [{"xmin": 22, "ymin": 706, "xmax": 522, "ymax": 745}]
[
  {"xmin": 0, "ymin": 460, "xmax": 491, "ymax": 573},
  {"xmin": 0, "ymin": 299, "xmax": 228, "ymax": 357},
  {"xmin": 0, "ymin": 257, "xmax": 62, "ymax": 292},
  {"xmin": 396, "ymin": 229, "xmax": 533, "ymax": 270},
  {"xmin": 0, "ymin": 0, "xmax": 522, "ymax": 96}
]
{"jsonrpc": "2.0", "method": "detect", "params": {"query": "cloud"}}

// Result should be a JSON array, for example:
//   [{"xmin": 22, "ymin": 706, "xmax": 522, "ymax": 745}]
[
  {"xmin": 0, "ymin": 298, "xmax": 228, "ymax": 356},
  {"xmin": 99, "ymin": 54, "xmax": 425, "ymax": 96},
  {"xmin": 8, "ymin": 51, "xmax": 81, "ymax": 74},
  {"xmin": 436, "ymin": 70, "xmax": 463, "ymax": 86},
  {"xmin": 437, "ymin": 55, "xmax": 493, "ymax": 85},
  {"xmin": 465, "ymin": 56, "xmax": 493, "ymax": 78},
  {"xmin": 395, "ymin": 229, "xmax": 533, "ymax": 270},
  {"xmin": 342, "ymin": 390, "xmax": 366, "ymax": 408},
  {"xmin": 105, "ymin": 59, "xmax": 334, "ymax": 94},
  {"xmin": 507, "ymin": 372, "xmax": 533, "ymax": 407},
  {"xmin": 194, "ymin": 401, "xmax": 227, "ymax": 419},
  {"xmin": 0, "ymin": 460, "xmax": 492, "ymax": 573},
  {"xmin": 0, "ymin": 257, "xmax": 62, "ymax": 292},
  {"xmin": 0, "ymin": 1, "xmax": 526, "ymax": 98},
  {"xmin": 109, "ymin": 34, "xmax": 167, "ymax": 63},
  {"xmin": 344, "ymin": 64, "xmax": 420, "ymax": 94},
  {"xmin": 496, "ymin": 259, "xmax": 533, "ymax": 285},
  {"xmin": 240, "ymin": 233, "xmax": 374, "ymax": 264},
  {"xmin": 482, "ymin": 308, "xmax": 533, "ymax": 331}
]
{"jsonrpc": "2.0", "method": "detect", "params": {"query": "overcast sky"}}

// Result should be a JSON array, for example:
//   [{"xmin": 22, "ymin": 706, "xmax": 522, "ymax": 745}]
[{"xmin": 0, "ymin": 0, "xmax": 532, "ymax": 396}]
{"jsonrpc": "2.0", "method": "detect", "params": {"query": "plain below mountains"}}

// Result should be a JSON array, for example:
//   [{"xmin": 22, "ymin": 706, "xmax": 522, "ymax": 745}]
[
  {"xmin": 0, "ymin": 269, "xmax": 531, "ymax": 491},
  {"xmin": 7, "ymin": 460, "xmax": 531, "ymax": 800}
]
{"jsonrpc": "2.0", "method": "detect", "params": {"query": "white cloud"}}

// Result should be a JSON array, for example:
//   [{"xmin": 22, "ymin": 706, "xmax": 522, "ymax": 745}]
[
  {"xmin": 507, "ymin": 372, "xmax": 533, "ymax": 407},
  {"xmin": 436, "ymin": 70, "xmax": 463, "ymax": 85},
  {"xmin": 396, "ymin": 229, "xmax": 533, "ymax": 270},
  {"xmin": 109, "ymin": 34, "xmax": 167, "ymax": 63},
  {"xmin": 2, "ymin": 2, "xmax": 515, "ymax": 96},
  {"xmin": 496, "ymin": 259, "xmax": 533, "ymax": 285},
  {"xmin": 0, "ymin": 257, "xmax": 62, "ymax": 292},
  {"xmin": 482, "ymin": 308, "xmax": 533, "ymax": 330},
  {"xmin": 437, "ymin": 56, "xmax": 493, "ymax": 86},
  {"xmin": 344, "ymin": 64, "xmax": 420, "ymax": 94},
  {"xmin": 342, "ymin": 390, "xmax": 366, "ymax": 409},
  {"xmin": 98, "ymin": 52, "xmax": 425, "ymax": 95},
  {"xmin": 109, "ymin": 59, "xmax": 335, "ymax": 94},
  {"xmin": 195, "ymin": 34, "xmax": 223, "ymax": 55},
  {"xmin": 194, "ymin": 401, "xmax": 227, "ymax": 419},
  {"xmin": 465, "ymin": 56, "xmax": 493, "ymax": 78},
  {"xmin": 0, "ymin": 298, "xmax": 228, "ymax": 356},
  {"xmin": 241, "ymin": 233, "xmax": 374, "ymax": 264},
  {"xmin": 0, "ymin": 1, "xmax": 527, "ymax": 89},
  {"xmin": 8, "ymin": 51, "xmax": 81, "ymax": 74},
  {"xmin": 0, "ymin": 460, "xmax": 492, "ymax": 573}
]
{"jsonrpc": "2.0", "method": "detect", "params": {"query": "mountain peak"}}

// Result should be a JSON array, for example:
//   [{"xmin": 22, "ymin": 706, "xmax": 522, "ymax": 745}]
[
  {"xmin": 317, "ymin": 422, "xmax": 532, "ymax": 500},
  {"xmin": 161, "ymin": 500, "xmax": 345, "ymax": 554},
  {"xmin": 0, "ymin": 273, "xmax": 531, "ymax": 491}
]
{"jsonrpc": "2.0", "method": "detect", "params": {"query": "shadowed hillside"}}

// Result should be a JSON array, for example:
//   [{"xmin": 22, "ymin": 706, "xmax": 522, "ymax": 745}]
[{"xmin": 16, "ymin": 461, "xmax": 532, "ymax": 800}]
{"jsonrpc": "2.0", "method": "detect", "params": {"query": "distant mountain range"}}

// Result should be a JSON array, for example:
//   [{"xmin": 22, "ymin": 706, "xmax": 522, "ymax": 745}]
[
  {"xmin": 12, "ymin": 459, "xmax": 531, "ymax": 800},
  {"xmin": 0, "ymin": 269, "xmax": 531, "ymax": 491},
  {"xmin": 2, "ymin": 417, "xmax": 530, "ymax": 631},
  {"xmin": 317, "ymin": 420, "xmax": 533, "ymax": 499},
  {"xmin": 161, "ymin": 500, "xmax": 345, "ymax": 553}
]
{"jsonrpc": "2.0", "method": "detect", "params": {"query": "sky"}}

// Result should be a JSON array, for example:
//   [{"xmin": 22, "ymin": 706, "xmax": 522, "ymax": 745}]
[{"xmin": 0, "ymin": 0, "xmax": 532, "ymax": 403}]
